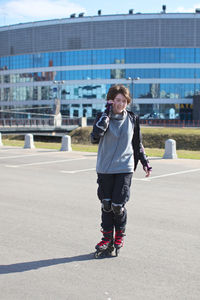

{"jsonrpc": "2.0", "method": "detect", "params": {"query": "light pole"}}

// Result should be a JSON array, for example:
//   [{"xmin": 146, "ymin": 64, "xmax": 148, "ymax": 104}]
[
  {"xmin": 53, "ymin": 80, "xmax": 65, "ymax": 100},
  {"xmin": 53, "ymin": 80, "xmax": 70, "ymax": 117},
  {"xmin": 52, "ymin": 80, "xmax": 66, "ymax": 127},
  {"xmin": 52, "ymin": 80, "xmax": 67, "ymax": 118},
  {"xmin": 127, "ymin": 77, "xmax": 140, "ymax": 112}
]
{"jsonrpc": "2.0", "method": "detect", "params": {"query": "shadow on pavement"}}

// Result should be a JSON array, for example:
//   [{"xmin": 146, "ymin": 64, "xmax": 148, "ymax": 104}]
[{"xmin": 0, "ymin": 253, "xmax": 94, "ymax": 274}]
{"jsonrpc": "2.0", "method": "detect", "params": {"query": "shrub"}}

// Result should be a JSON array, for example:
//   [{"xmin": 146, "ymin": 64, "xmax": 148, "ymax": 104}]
[
  {"xmin": 69, "ymin": 127, "xmax": 93, "ymax": 144},
  {"xmin": 69, "ymin": 126, "xmax": 200, "ymax": 150},
  {"xmin": 142, "ymin": 133, "xmax": 200, "ymax": 150}
]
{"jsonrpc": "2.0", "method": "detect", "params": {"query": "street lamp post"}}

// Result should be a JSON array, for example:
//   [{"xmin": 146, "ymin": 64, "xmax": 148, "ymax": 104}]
[
  {"xmin": 53, "ymin": 80, "xmax": 71, "ymax": 118},
  {"xmin": 127, "ymin": 77, "xmax": 140, "ymax": 112},
  {"xmin": 52, "ymin": 80, "xmax": 66, "ymax": 127},
  {"xmin": 53, "ymin": 80, "xmax": 65, "ymax": 100}
]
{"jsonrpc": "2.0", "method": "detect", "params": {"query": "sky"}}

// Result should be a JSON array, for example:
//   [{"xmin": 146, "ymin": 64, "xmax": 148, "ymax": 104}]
[{"xmin": 1, "ymin": 0, "xmax": 200, "ymax": 27}]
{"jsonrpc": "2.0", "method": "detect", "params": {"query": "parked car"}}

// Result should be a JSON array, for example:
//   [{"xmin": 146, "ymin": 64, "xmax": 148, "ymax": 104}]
[{"xmin": 140, "ymin": 113, "xmax": 165, "ymax": 119}]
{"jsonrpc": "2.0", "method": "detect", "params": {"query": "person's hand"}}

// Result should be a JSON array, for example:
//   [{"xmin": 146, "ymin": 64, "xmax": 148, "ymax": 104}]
[
  {"xmin": 107, "ymin": 100, "xmax": 114, "ymax": 105},
  {"xmin": 96, "ymin": 100, "xmax": 114, "ymax": 131},
  {"xmin": 143, "ymin": 166, "xmax": 152, "ymax": 177},
  {"xmin": 105, "ymin": 100, "xmax": 114, "ymax": 115}
]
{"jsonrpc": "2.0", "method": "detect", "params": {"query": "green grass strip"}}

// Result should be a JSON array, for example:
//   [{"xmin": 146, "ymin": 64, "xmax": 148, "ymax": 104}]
[{"xmin": 2, "ymin": 139, "xmax": 200, "ymax": 159}]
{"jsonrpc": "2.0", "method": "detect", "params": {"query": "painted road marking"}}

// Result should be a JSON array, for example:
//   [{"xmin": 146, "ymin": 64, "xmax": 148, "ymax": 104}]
[
  {"xmin": 134, "ymin": 177, "xmax": 151, "ymax": 181},
  {"xmin": 0, "ymin": 151, "xmax": 68, "ymax": 160},
  {"xmin": 61, "ymin": 168, "xmax": 96, "ymax": 174},
  {"xmin": 60, "ymin": 168, "xmax": 200, "ymax": 178},
  {"xmin": 0, "ymin": 154, "xmax": 42, "ymax": 160},
  {"xmin": 149, "ymin": 168, "xmax": 200, "ymax": 180},
  {"xmin": 0, "ymin": 148, "xmax": 21, "ymax": 152},
  {"xmin": 133, "ymin": 168, "xmax": 200, "ymax": 181},
  {"xmin": 5, "ymin": 157, "xmax": 86, "ymax": 168}
]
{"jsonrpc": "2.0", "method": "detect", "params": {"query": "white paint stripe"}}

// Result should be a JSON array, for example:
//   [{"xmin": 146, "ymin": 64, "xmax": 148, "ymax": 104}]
[
  {"xmin": 5, "ymin": 157, "xmax": 86, "ymax": 168},
  {"xmin": 61, "ymin": 168, "xmax": 95, "ymax": 174},
  {"xmin": 4, "ymin": 165, "xmax": 19, "ymax": 168},
  {"xmin": 134, "ymin": 168, "xmax": 200, "ymax": 181},
  {"xmin": 61, "ymin": 168, "xmax": 200, "ymax": 177},
  {"xmin": 0, "ymin": 154, "xmax": 44, "ymax": 160},
  {"xmin": 0, "ymin": 151, "xmax": 64, "ymax": 160},
  {"xmin": 133, "ymin": 168, "xmax": 200, "ymax": 181},
  {"xmin": 149, "ymin": 168, "xmax": 200, "ymax": 180},
  {"xmin": 0, "ymin": 148, "xmax": 21, "ymax": 152},
  {"xmin": 134, "ymin": 177, "xmax": 150, "ymax": 181}
]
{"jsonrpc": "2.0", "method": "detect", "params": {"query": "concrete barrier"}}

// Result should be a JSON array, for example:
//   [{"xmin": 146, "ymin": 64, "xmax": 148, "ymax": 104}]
[
  {"xmin": 60, "ymin": 135, "xmax": 72, "ymax": 151},
  {"xmin": 0, "ymin": 132, "xmax": 3, "ymax": 146},
  {"xmin": 79, "ymin": 117, "xmax": 87, "ymax": 127},
  {"xmin": 24, "ymin": 134, "xmax": 35, "ymax": 149},
  {"xmin": 163, "ymin": 139, "xmax": 177, "ymax": 159}
]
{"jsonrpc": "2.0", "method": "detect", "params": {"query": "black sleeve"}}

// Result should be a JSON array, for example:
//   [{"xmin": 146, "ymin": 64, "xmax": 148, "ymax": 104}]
[{"xmin": 133, "ymin": 116, "xmax": 151, "ymax": 170}]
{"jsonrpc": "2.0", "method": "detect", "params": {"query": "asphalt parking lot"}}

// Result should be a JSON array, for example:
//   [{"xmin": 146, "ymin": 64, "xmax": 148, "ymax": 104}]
[{"xmin": 0, "ymin": 146, "xmax": 200, "ymax": 300}]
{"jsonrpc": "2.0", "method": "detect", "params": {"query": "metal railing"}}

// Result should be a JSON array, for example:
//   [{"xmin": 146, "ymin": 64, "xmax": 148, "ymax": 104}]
[
  {"xmin": 0, "ymin": 117, "xmax": 199, "ymax": 128},
  {"xmin": 140, "ymin": 119, "xmax": 200, "ymax": 127},
  {"xmin": 0, "ymin": 117, "xmax": 80, "ymax": 127}
]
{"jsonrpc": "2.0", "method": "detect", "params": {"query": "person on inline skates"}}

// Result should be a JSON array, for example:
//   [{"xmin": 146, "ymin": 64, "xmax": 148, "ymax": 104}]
[{"xmin": 91, "ymin": 85, "xmax": 152, "ymax": 258}]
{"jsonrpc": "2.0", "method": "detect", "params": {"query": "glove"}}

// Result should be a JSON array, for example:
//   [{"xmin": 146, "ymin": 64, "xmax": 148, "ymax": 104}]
[
  {"xmin": 143, "ymin": 165, "xmax": 152, "ymax": 172},
  {"xmin": 105, "ymin": 102, "xmax": 112, "ymax": 117},
  {"xmin": 143, "ymin": 160, "xmax": 152, "ymax": 171},
  {"xmin": 96, "ymin": 102, "xmax": 112, "ymax": 131},
  {"xmin": 96, "ymin": 112, "xmax": 110, "ymax": 131},
  {"xmin": 143, "ymin": 162, "xmax": 152, "ymax": 177}
]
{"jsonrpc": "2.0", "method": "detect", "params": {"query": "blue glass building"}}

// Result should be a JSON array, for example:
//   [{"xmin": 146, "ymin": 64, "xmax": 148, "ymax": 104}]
[{"xmin": 0, "ymin": 10, "xmax": 199, "ymax": 119}]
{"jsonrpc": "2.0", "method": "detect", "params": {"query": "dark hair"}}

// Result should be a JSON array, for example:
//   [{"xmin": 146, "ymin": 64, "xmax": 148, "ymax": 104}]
[{"xmin": 106, "ymin": 85, "xmax": 132, "ymax": 104}]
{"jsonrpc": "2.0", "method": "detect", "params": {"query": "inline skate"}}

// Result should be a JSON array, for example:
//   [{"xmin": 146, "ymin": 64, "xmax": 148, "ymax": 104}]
[
  {"xmin": 94, "ymin": 230, "xmax": 114, "ymax": 258},
  {"xmin": 114, "ymin": 229, "xmax": 126, "ymax": 256}
]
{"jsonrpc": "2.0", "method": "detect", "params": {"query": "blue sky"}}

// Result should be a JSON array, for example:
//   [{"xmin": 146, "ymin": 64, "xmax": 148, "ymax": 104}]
[{"xmin": 1, "ymin": 0, "xmax": 200, "ymax": 27}]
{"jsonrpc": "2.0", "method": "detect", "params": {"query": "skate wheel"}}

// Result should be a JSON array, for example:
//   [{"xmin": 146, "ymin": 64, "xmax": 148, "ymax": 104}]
[
  {"xmin": 115, "ymin": 248, "xmax": 120, "ymax": 257},
  {"xmin": 109, "ymin": 246, "xmax": 114, "ymax": 252},
  {"xmin": 94, "ymin": 251, "xmax": 101, "ymax": 259},
  {"xmin": 94, "ymin": 248, "xmax": 113, "ymax": 259},
  {"xmin": 94, "ymin": 250, "xmax": 106, "ymax": 259}
]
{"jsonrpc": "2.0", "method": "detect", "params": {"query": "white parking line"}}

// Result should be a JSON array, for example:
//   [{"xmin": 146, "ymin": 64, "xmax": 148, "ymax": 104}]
[
  {"xmin": 0, "ymin": 154, "xmax": 45, "ymax": 160},
  {"xmin": 61, "ymin": 168, "xmax": 96, "ymax": 174},
  {"xmin": 0, "ymin": 151, "xmax": 65, "ymax": 160},
  {"xmin": 0, "ymin": 148, "xmax": 21, "ymax": 152},
  {"xmin": 60, "ymin": 168, "xmax": 200, "ymax": 178},
  {"xmin": 134, "ymin": 177, "xmax": 150, "ymax": 181},
  {"xmin": 5, "ymin": 157, "xmax": 86, "ymax": 168},
  {"xmin": 133, "ymin": 168, "xmax": 200, "ymax": 181}
]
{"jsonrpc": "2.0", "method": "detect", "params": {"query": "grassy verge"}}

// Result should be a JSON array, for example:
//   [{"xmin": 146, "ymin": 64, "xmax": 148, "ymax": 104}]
[
  {"xmin": 145, "ymin": 148, "xmax": 200, "ymax": 159},
  {"xmin": 2, "ymin": 139, "xmax": 200, "ymax": 159},
  {"xmin": 141, "ymin": 127, "xmax": 200, "ymax": 135}
]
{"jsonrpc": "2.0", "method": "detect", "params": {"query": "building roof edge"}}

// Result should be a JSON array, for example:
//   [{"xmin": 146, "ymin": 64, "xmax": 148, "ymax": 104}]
[{"xmin": 0, "ymin": 12, "xmax": 200, "ymax": 32}]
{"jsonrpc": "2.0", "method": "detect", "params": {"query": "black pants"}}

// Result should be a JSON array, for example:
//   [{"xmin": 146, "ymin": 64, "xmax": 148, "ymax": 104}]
[{"xmin": 97, "ymin": 173, "xmax": 133, "ymax": 231}]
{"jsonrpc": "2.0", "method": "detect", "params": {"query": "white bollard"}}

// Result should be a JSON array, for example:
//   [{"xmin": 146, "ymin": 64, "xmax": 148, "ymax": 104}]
[
  {"xmin": 60, "ymin": 135, "xmax": 72, "ymax": 151},
  {"xmin": 0, "ymin": 133, "xmax": 3, "ymax": 146},
  {"xmin": 163, "ymin": 139, "xmax": 177, "ymax": 159},
  {"xmin": 79, "ymin": 117, "xmax": 87, "ymax": 127},
  {"xmin": 24, "ymin": 134, "xmax": 35, "ymax": 149}
]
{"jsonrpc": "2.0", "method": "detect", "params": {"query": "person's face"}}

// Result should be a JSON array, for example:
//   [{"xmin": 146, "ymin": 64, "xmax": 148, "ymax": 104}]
[{"xmin": 112, "ymin": 93, "xmax": 128, "ymax": 114}]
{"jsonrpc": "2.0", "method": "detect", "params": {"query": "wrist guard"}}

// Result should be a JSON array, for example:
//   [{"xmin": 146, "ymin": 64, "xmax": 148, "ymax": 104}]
[
  {"xmin": 143, "ymin": 162, "xmax": 152, "ymax": 172},
  {"xmin": 96, "ymin": 112, "xmax": 109, "ymax": 131},
  {"xmin": 105, "ymin": 102, "xmax": 112, "ymax": 117}
]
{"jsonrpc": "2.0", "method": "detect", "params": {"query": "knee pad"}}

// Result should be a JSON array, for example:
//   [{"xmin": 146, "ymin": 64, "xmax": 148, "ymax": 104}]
[
  {"xmin": 111, "ymin": 203, "xmax": 124, "ymax": 216},
  {"xmin": 102, "ymin": 199, "xmax": 112, "ymax": 212}
]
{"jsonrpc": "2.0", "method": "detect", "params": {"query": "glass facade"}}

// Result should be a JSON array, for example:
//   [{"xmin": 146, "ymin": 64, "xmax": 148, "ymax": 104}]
[
  {"xmin": 0, "ymin": 48, "xmax": 198, "ymax": 119},
  {"xmin": 1, "ymin": 48, "xmax": 200, "ymax": 69}
]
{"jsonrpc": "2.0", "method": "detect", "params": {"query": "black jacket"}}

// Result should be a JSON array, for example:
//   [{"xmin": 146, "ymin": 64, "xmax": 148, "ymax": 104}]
[{"xmin": 91, "ymin": 110, "xmax": 150, "ymax": 171}]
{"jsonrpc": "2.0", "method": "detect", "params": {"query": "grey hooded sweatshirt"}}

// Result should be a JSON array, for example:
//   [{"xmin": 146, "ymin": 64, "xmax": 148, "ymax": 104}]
[{"xmin": 96, "ymin": 110, "xmax": 134, "ymax": 174}]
